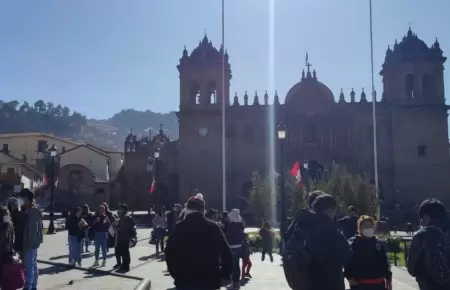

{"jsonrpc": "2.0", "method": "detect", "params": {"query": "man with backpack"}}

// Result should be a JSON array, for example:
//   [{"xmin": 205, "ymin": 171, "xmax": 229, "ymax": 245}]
[
  {"xmin": 284, "ymin": 190, "xmax": 322, "ymax": 242},
  {"xmin": 283, "ymin": 192, "xmax": 352, "ymax": 290},
  {"xmin": 407, "ymin": 198, "xmax": 450, "ymax": 290}
]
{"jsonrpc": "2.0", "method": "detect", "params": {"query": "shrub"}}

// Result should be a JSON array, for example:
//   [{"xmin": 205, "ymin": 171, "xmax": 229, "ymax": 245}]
[{"xmin": 247, "ymin": 231, "xmax": 281, "ymax": 251}]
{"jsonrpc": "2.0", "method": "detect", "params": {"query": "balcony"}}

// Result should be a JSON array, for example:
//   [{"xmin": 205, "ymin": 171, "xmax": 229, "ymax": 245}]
[{"xmin": 0, "ymin": 173, "xmax": 21, "ymax": 182}]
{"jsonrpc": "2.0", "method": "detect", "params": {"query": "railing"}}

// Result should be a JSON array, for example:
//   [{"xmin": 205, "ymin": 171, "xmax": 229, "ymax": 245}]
[
  {"xmin": 133, "ymin": 278, "xmax": 151, "ymax": 290},
  {"xmin": 388, "ymin": 236, "xmax": 412, "ymax": 267}
]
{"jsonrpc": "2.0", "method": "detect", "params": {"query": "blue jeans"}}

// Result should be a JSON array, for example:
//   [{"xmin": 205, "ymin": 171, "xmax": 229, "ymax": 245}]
[
  {"xmin": 231, "ymin": 246, "xmax": 242, "ymax": 283},
  {"xmin": 24, "ymin": 248, "xmax": 38, "ymax": 289},
  {"xmin": 94, "ymin": 232, "xmax": 108, "ymax": 260},
  {"xmin": 83, "ymin": 229, "xmax": 90, "ymax": 251},
  {"xmin": 68, "ymin": 235, "xmax": 82, "ymax": 264}
]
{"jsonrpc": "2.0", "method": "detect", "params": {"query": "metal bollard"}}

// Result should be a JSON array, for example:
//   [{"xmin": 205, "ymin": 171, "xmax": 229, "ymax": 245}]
[{"xmin": 134, "ymin": 278, "xmax": 151, "ymax": 290}]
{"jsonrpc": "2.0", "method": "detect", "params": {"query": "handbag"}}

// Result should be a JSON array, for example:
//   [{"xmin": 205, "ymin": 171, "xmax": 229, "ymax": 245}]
[{"xmin": 1, "ymin": 260, "xmax": 25, "ymax": 290}]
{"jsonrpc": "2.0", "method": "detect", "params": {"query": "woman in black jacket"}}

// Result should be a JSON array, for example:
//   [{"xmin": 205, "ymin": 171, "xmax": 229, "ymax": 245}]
[
  {"xmin": 225, "ymin": 209, "xmax": 245, "ymax": 289},
  {"xmin": 91, "ymin": 204, "xmax": 111, "ymax": 267},
  {"xmin": 344, "ymin": 215, "xmax": 392, "ymax": 290},
  {"xmin": 66, "ymin": 207, "xmax": 87, "ymax": 266}
]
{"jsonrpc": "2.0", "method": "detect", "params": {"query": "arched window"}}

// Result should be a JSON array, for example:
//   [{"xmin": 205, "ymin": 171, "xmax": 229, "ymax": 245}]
[
  {"xmin": 422, "ymin": 74, "xmax": 433, "ymax": 98},
  {"xmin": 208, "ymin": 80, "xmax": 217, "ymax": 104},
  {"xmin": 190, "ymin": 81, "xmax": 200, "ymax": 105},
  {"xmin": 405, "ymin": 74, "xmax": 415, "ymax": 99}
]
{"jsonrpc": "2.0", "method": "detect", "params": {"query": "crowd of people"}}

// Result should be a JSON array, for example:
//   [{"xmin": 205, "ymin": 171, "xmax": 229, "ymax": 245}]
[
  {"xmin": 0, "ymin": 187, "xmax": 449, "ymax": 290},
  {"xmin": 0, "ymin": 189, "xmax": 43, "ymax": 290},
  {"xmin": 64, "ymin": 202, "xmax": 137, "ymax": 272},
  {"xmin": 163, "ymin": 191, "xmax": 450, "ymax": 290}
]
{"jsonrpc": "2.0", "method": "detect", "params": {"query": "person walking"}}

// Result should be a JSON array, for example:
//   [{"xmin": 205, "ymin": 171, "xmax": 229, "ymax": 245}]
[
  {"xmin": 91, "ymin": 204, "xmax": 111, "ymax": 267},
  {"xmin": 114, "ymin": 204, "xmax": 136, "ymax": 272},
  {"xmin": 0, "ymin": 206, "xmax": 15, "ymax": 287},
  {"xmin": 81, "ymin": 204, "xmax": 94, "ymax": 253},
  {"xmin": 259, "ymin": 221, "xmax": 274, "ymax": 262},
  {"xmin": 66, "ymin": 207, "xmax": 87, "ymax": 266},
  {"xmin": 407, "ymin": 198, "xmax": 450, "ymax": 290},
  {"xmin": 20, "ymin": 189, "xmax": 43, "ymax": 290},
  {"xmin": 283, "ymin": 192, "xmax": 352, "ymax": 290},
  {"xmin": 165, "ymin": 194, "xmax": 233, "ymax": 290},
  {"xmin": 152, "ymin": 207, "xmax": 167, "ymax": 254},
  {"xmin": 225, "ymin": 209, "xmax": 245, "ymax": 289},
  {"xmin": 344, "ymin": 215, "xmax": 392, "ymax": 290},
  {"xmin": 241, "ymin": 233, "xmax": 253, "ymax": 279}
]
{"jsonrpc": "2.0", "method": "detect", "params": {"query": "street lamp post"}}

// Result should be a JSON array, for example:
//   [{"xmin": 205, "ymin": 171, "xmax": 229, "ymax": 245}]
[
  {"xmin": 47, "ymin": 145, "xmax": 58, "ymax": 235},
  {"xmin": 277, "ymin": 123, "xmax": 287, "ymax": 250},
  {"xmin": 151, "ymin": 150, "xmax": 160, "ymax": 206}
]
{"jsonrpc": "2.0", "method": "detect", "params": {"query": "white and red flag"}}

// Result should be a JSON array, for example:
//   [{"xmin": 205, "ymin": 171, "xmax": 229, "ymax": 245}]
[{"xmin": 290, "ymin": 161, "xmax": 303, "ymax": 189}]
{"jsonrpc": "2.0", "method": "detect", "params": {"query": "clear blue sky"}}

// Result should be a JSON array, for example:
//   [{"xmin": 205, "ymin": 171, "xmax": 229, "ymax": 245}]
[{"xmin": 0, "ymin": 0, "xmax": 449, "ymax": 119}]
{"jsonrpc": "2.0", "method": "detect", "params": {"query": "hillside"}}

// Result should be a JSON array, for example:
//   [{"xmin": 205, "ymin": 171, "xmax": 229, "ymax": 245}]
[{"xmin": 0, "ymin": 100, "xmax": 178, "ymax": 151}]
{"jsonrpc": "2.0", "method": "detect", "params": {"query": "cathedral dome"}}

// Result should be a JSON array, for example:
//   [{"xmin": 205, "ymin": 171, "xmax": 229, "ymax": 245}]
[
  {"xmin": 393, "ymin": 28, "xmax": 430, "ymax": 57},
  {"xmin": 190, "ymin": 34, "xmax": 221, "ymax": 60},
  {"xmin": 285, "ymin": 68, "xmax": 335, "ymax": 108}
]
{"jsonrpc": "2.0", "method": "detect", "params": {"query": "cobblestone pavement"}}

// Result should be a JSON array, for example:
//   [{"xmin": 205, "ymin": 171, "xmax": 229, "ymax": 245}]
[
  {"xmin": 38, "ymin": 263, "xmax": 140, "ymax": 290},
  {"xmin": 38, "ymin": 229, "xmax": 418, "ymax": 289}
]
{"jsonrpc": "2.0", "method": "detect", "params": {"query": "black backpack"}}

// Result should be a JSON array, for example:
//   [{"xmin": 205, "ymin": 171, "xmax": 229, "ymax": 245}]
[
  {"xmin": 282, "ymin": 227, "xmax": 313, "ymax": 290},
  {"xmin": 425, "ymin": 226, "xmax": 450, "ymax": 286}
]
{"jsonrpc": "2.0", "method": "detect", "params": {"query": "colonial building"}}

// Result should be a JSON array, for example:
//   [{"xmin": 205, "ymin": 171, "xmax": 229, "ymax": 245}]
[
  {"xmin": 121, "ymin": 28, "xmax": 450, "ymax": 210},
  {"xmin": 0, "ymin": 152, "xmax": 44, "ymax": 200},
  {"xmin": 0, "ymin": 132, "xmax": 123, "ymax": 209}
]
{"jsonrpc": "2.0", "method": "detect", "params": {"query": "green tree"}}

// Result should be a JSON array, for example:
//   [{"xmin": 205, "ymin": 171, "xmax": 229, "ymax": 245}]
[
  {"xmin": 249, "ymin": 171, "xmax": 273, "ymax": 221},
  {"xmin": 307, "ymin": 164, "xmax": 376, "ymax": 215}
]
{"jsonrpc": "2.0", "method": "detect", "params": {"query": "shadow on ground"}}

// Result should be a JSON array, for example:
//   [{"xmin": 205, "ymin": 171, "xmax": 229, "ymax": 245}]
[{"xmin": 39, "ymin": 264, "xmax": 72, "ymax": 276}]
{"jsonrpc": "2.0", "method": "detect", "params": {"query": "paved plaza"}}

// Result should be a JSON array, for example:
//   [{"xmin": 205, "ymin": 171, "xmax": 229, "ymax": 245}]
[{"xmin": 36, "ymin": 229, "xmax": 419, "ymax": 289}]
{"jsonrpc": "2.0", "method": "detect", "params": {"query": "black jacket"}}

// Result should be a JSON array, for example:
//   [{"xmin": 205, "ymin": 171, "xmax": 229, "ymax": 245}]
[
  {"xmin": 11, "ymin": 210, "xmax": 25, "ymax": 253},
  {"xmin": 224, "ymin": 222, "xmax": 245, "ymax": 247},
  {"xmin": 294, "ymin": 209, "xmax": 352, "ymax": 290},
  {"xmin": 338, "ymin": 215, "xmax": 358, "ymax": 240},
  {"xmin": 92, "ymin": 213, "xmax": 111, "ymax": 232},
  {"xmin": 65, "ymin": 215, "xmax": 84, "ymax": 241},
  {"xmin": 344, "ymin": 236, "xmax": 392, "ymax": 281},
  {"xmin": 407, "ymin": 219, "xmax": 450, "ymax": 290},
  {"xmin": 165, "ymin": 212, "xmax": 233, "ymax": 290}
]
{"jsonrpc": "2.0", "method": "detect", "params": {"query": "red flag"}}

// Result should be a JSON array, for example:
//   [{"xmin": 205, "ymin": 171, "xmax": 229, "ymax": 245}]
[
  {"xmin": 43, "ymin": 175, "xmax": 58, "ymax": 187},
  {"xmin": 149, "ymin": 178, "xmax": 156, "ymax": 193},
  {"xmin": 290, "ymin": 161, "xmax": 303, "ymax": 189}
]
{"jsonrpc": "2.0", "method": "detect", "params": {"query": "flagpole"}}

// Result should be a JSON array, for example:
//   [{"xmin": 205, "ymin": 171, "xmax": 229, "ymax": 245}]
[
  {"xmin": 369, "ymin": 0, "xmax": 380, "ymax": 219},
  {"xmin": 221, "ymin": 0, "xmax": 226, "ymax": 211}
]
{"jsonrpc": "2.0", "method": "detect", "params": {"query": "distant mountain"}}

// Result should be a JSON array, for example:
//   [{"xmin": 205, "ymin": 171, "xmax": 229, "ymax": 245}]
[
  {"xmin": 88, "ymin": 109, "xmax": 179, "ymax": 149},
  {"xmin": 0, "ymin": 99, "xmax": 178, "ymax": 151}
]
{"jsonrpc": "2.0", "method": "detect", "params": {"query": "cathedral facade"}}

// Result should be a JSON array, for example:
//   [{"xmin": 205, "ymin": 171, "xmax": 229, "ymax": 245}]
[{"xmin": 121, "ymin": 28, "xmax": 450, "ymax": 210}]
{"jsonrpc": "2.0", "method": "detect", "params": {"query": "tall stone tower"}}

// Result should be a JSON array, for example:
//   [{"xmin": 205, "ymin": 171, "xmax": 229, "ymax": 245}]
[
  {"xmin": 380, "ymin": 28, "xmax": 450, "ymax": 202},
  {"xmin": 176, "ymin": 34, "xmax": 231, "ymax": 206}
]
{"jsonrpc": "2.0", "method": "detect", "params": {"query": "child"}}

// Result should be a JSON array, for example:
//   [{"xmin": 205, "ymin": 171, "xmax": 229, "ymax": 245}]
[
  {"xmin": 241, "ymin": 233, "xmax": 253, "ymax": 279},
  {"xmin": 259, "ymin": 221, "xmax": 274, "ymax": 262}
]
